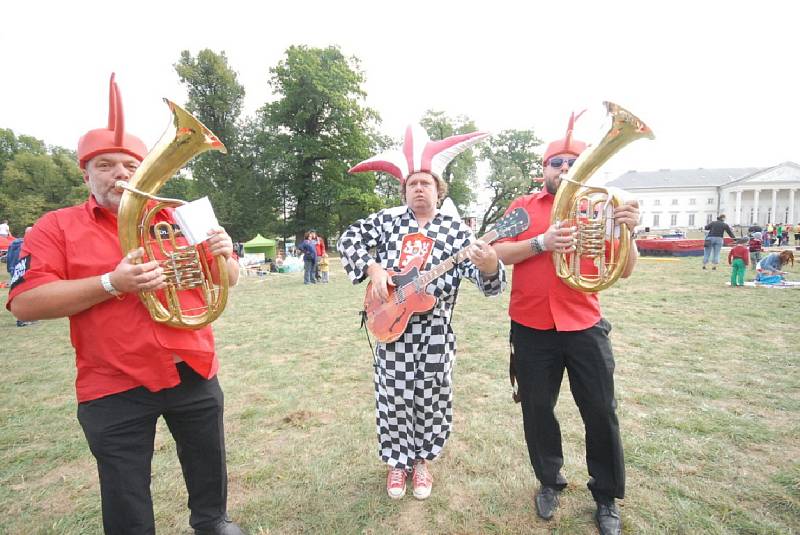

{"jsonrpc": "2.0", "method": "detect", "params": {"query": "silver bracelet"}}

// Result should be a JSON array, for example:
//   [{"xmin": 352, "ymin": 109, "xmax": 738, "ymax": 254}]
[
  {"xmin": 100, "ymin": 272, "xmax": 122, "ymax": 297},
  {"xmin": 530, "ymin": 234, "xmax": 545, "ymax": 255}
]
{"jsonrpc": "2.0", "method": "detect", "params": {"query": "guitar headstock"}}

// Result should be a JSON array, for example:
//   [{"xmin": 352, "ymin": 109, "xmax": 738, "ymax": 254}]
[{"xmin": 491, "ymin": 208, "xmax": 530, "ymax": 239}]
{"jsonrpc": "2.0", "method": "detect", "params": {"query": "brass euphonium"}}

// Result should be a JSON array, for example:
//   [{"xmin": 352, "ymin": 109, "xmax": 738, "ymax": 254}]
[
  {"xmin": 116, "ymin": 99, "xmax": 228, "ymax": 329},
  {"xmin": 551, "ymin": 102, "xmax": 654, "ymax": 292}
]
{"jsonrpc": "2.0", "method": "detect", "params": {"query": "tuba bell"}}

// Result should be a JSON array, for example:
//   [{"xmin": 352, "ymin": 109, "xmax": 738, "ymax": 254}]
[
  {"xmin": 116, "ymin": 100, "xmax": 228, "ymax": 329},
  {"xmin": 551, "ymin": 102, "xmax": 654, "ymax": 292}
]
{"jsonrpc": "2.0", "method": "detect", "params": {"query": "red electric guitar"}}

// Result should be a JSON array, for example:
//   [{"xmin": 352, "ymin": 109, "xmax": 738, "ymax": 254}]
[{"xmin": 363, "ymin": 208, "xmax": 529, "ymax": 343}]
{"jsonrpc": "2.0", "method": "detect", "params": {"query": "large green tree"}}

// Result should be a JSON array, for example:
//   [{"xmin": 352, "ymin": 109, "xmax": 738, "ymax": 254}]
[
  {"xmin": 420, "ymin": 111, "xmax": 482, "ymax": 212},
  {"xmin": 0, "ymin": 139, "xmax": 85, "ymax": 233},
  {"xmin": 258, "ymin": 45, "xmax": 381, "ymax": 243},
  {"xmin": 173, "ymin": 49, "xmax": 266, "ymax": 240},
  {"xmin": 478, "ymin": 129, "xmax": 542, "ymax": 234}
]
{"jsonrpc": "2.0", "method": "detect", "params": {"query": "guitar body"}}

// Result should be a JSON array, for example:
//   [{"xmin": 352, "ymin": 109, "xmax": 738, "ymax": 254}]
[
  {"xmin": 364, "ymin": 255, "xmax": 437, "ymax": 343},
  {"xmin": 360, "ymin": 207, "xmax": 530, "ymax": 344}
]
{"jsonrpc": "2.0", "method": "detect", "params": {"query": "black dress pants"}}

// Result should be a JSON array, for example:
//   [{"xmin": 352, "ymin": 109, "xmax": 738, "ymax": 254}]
[
  {"xmin": 77, "ymin": 363, "xmax": 228, "ymax": 534},
  {"xmin": 511, "ymin": 319, "xmax": 625, "ymax": 502}
]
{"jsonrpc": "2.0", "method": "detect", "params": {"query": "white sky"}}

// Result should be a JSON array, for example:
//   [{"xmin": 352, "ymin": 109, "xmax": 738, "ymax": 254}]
[{"xmin": 2, "ymin": 0, "xmax": 798, "ymax": 184}]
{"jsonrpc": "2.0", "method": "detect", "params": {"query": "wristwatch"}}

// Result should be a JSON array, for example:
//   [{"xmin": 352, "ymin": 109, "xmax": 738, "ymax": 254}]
[
  {"xmin": 100, "ymin": 272, "xmax": 122, "ymax": 297},
  {"xmin": 530, "ymin": 234, "xmax": 545, "ymax": 255}
]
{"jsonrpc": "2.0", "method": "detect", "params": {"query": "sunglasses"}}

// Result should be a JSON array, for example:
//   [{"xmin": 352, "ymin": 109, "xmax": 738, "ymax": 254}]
[{"xmin": 549, "ymin": 157, "xmax": 578, "ymax": 169}]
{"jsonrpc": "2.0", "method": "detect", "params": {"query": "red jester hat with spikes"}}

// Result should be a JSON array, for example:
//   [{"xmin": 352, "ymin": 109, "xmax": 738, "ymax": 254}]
[
  {"xmin": 77, "ymin": 73, "xmax": 148, "ymax": 169},
  {"xmin": 542, "ymin": 110, "xmax": 587, "ymax": 164},
  {"xmin": 349, "ymin": 124, "xmax": 489, "ymax": 183}
]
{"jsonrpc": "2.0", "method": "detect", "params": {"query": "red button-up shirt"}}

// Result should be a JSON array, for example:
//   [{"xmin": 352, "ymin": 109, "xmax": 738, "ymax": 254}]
[
  {"xmin": 500, "ymin": 191, "xmax": 602, "ymax": 331},
  {"xmin": 7, "ymin": 196, "xmax": 218, "ymax": 402}
]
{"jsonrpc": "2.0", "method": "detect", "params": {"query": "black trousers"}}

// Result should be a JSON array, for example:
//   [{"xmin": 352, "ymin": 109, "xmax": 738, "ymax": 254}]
[
  {"xmin": 511, "ymin": 319, "xmax": 625, "ymax": 502},
  {"xmin": 77, "ymin": 363, "xmax": 228, "ymax": 534}
]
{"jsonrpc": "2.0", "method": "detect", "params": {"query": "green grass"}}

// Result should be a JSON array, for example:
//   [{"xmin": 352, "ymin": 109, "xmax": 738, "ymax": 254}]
[{"xmin": 1, "ymin": 253, "xmax": 799, "ymax": 534}]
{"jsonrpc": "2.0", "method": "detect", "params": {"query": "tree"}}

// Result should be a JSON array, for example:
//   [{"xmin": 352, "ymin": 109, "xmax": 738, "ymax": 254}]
[
  {"xmin": 258, "ymin": 45, "xmax": 381, "ymax": 243},
  {"xmin": 420, "ymin": 111, "xmax": 481, "ymax": 212},
  {"xmin": 478, "ymin": 129, "xmax": 542, "ymax": 234},
  {"xmin": 0, "ymin": 148, "xmax": 85, "ymax": 232},
  {"xmin": 174, "ymin": 49, "xmax": 265, "ymax": 240}
]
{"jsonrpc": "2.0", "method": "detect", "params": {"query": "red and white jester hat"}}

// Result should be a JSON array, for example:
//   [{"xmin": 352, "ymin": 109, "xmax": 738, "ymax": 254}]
[
  {"xmin": 542, "ymin": 110, "xmax": 587, "ymax": 164},
  {"xmin": 349, "ymin": 124, "xmax": 488, "ymax": 183},
  {"xmin": 77, "ymin": 73, "xmax": 148, "ymax": 169}
]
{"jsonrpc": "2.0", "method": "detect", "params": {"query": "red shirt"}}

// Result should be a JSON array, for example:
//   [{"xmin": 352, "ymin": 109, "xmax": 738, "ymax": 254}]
[
  {"xmin": 315, "ymin": 238, "xmax": 326, "ymax": 257},
  {"xmin": 7, "ymin": 196, "xmax": 219, "ymax": 402},
  {"xmin": 500, "ymin": 191, "xmax": 602, "ymax": 331},
  {"xmin": 728, "ymin": 244, "xmax": 749, "ymax": 265}
]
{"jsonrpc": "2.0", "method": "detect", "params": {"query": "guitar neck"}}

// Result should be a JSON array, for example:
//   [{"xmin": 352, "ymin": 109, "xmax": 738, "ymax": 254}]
[{"xmin": 412, "ymin": 228, "xmax": 500, "ymax": 288}]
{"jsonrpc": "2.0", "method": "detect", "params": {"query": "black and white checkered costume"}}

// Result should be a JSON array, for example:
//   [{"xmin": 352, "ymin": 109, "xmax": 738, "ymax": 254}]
[{"xmin": 338, "ymin": 205, "xmax": 506, "ymax": 471}]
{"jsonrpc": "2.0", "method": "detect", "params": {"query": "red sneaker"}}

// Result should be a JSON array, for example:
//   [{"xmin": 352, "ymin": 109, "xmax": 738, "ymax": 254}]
[
  {"xmin": 386, "ymin": 468, "xmax": 407, "ymax": 499},
  {"xmin": 412, "ymin": 460, "xmax": 433, "ymax": 500}
]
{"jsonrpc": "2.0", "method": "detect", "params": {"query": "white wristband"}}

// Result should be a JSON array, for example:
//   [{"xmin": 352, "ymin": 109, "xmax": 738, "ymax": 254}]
[{"xmin": 100, "ymin": 272, "xmax": 122, "ymax": 297}]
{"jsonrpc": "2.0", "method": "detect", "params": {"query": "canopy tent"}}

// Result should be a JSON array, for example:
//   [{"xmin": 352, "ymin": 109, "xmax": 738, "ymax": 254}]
[{"xmin": 243, "ymin": 234, "xmax": 277, "ymax": 261}]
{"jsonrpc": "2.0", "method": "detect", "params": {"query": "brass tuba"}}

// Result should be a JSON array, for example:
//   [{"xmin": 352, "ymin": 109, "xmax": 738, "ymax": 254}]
[
  {"xmin": 551, "ymin": 102, "xmax": 654, "ymax": 292},
  {"xmin": 116, "ymin": 100, "xmax": 228, "ymax": 329}
]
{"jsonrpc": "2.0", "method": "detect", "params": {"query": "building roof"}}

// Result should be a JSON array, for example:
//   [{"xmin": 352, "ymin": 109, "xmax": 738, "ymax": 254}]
[{"xmin": 606, "ymin": 167, "xmax": 761, "ymax": 189}]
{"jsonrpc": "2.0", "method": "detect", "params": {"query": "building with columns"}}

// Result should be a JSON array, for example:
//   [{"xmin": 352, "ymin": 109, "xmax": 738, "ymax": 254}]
[{"xmin": 606, "ymin": 162, "xmax": 800, "ymax": 230}]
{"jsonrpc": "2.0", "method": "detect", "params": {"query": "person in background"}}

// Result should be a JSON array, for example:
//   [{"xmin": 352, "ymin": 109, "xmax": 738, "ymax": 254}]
[
  {"xmin": 318, "ymin": 252, "xmax": 330, "ymax": 283},
  {"xmin": 298, "ymin": 231, "xmax": 317, "ymax": 284},
  {"xmin": 728, "ymin": 237, "xmax": 750, "ymax": 286},
  {"xmin": 6, "ymin": 227, "xmax": 35, "ymax": 326},
  {"xmin": 6, "ymin": 74, "xmax": 245, "ymax": 535},
  {"xmin": 755, "ymin": 250, "xmax": 794, "ymax": 284},
  {"xmin": 748, "ymin": 232, "xmax": 763, "ymax": 271},
  {"xmin": 314, "ymin": 232, "xmax": 326, "ymax": 281},
  {"xmin": 0, "ymin": 219, "xmax": 10, "ymax": 237},
  {"xmin": 703, "ymin": 214, "xmax": 736, "ymax": 270}
]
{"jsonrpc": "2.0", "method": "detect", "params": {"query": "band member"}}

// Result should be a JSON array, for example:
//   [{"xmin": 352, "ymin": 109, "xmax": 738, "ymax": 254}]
[
  {"xmin": 338, "ymin": 124, "xmax": 505, "ymax": 500},
  {"xmin": 493, "ymin": 112, "xmax": 640, "ymax": 535},
  {"xmin": 7, "ymin": 74, "xmax": 245, "ymax": 535}
]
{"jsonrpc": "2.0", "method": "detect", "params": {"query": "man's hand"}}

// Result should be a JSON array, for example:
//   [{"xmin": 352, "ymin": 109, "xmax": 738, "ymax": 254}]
[
  {"xmin": 109, "ymin": 247, "xmax": 166, "ymax": 294},
  {"xmin": 467, "ymin": 239, "xmax": 499, "ymax": 274},
  {"xmin": 367, "ymin": 263, "xmax": 394, "ymax": 303},
  {"xmin": 542, "ymin": 222, "xmax": 577, "ymax": 254},
  {"xmin": 614, "ymin": 200, "xmax": 640, "ymax": 233},
  {"xmin": 207, "ymin": 227, "xmax": 233, "ymax": 260}
]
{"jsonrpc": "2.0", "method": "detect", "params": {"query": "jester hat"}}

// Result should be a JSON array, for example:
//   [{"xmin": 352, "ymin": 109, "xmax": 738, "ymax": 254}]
[
  {"xmin": 542, "ymin": 110, "xmax": 587, "ymax": 164},
  {"xmin": 77, "ymin": 73, "xmax": 148, "ymax": 169},
  {"xmin": 349, "ymin": 124, "xmax": 488, "ymax": 182}
]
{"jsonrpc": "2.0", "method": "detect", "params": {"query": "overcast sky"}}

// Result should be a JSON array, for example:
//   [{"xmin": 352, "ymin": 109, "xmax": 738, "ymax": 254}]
[{"xmin": 2, "ymin": 0, "xmax": 797, "ymax": 184}]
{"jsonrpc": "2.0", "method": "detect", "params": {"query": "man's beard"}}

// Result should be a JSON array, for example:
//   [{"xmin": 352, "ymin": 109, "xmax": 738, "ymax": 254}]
[{"xmin": 545, "ymin": 177, "xmax": 560, "ymax": 195}]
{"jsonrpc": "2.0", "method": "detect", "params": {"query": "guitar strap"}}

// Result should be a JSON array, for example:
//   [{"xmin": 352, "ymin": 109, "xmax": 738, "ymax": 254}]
[
  {"xmin": 360, "ymin": 309, "xmax": 377, "ymax": 363},
  {"xmin": 509, "ymin": 324, "xmax": 520, "ymax": 403}
]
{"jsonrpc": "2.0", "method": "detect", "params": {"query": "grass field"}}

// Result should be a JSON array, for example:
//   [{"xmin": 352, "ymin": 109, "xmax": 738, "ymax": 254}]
[{"xmin": 1, "ymin": 252, "xmax": 799, "ymax": 534}]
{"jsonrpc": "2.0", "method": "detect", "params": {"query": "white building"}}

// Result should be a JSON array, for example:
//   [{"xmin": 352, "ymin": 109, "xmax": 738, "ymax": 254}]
[{"xmin": 606, "ymin": 162, "xmax": 800, "ymax": 230}]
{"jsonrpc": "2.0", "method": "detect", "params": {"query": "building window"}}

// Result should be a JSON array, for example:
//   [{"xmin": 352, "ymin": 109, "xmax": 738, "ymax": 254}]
[
  {"xmin": 671, "ymin": 199, "xmax": 678, "ymax": 205},
  {"xmin": 689, "ymin": 198, "xmax": 696, "ymax": 205},
  {"xmin": 707, "ymin": 198, "xmax": 714, "ymax": 205},
  {"xmin": 653, "ymin": 199, "xmax": 661, "ymax": 206},
  {"xmin": 688, "ymin": 214, "xmax": 695, "ymax": 226},
  {"xmin": 653, "ymin": 214, "xmax": 660, "ymax": 227},
  {"xmin": 670, "ymin": 214, "xmax": 678, "ymax": 226},
  {"xmin": 706, "ymin": 213, "xmax": 713, "ymax": 224}
]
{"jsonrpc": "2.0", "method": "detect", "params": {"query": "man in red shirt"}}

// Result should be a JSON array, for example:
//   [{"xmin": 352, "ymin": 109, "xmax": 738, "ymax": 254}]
[
  {"xmin": 6, "ymin": 74, "xmax": 245, "ymax": 535},
  {"xmin": 494, "ymin": 112, "xmax": 640, "ymax": 535}
]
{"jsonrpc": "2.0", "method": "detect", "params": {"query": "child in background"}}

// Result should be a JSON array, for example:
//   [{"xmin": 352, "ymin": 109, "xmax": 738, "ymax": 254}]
[
  {"xmin": 319, "ymin": 253, "xmax": 330, "ymax": 283},
  {"xmin": 728, "ymin": 237, "xmax": 750, "ymax": 286},
  {"xmin": 748, "ymin": 231, "xmax": 763, "ymax": 270}
]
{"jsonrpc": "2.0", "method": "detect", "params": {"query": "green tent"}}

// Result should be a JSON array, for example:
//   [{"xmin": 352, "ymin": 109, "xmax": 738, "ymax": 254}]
[{"xmin": 243, "ymin": 234, "xmax": 277, "ymax": 261}]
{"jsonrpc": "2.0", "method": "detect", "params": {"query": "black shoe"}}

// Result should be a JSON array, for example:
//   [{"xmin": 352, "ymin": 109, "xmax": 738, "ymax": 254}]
[
  {"xmin": 595, "ymin": 502, "xmax": 621, "ymax": 535},
  {"xmin": 534, "ymin": 486, "xmax": 560, "ymax": 520},
  {"xmin": 195, "ymin": 517, "xmax": 247, "ymax": 535}
]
